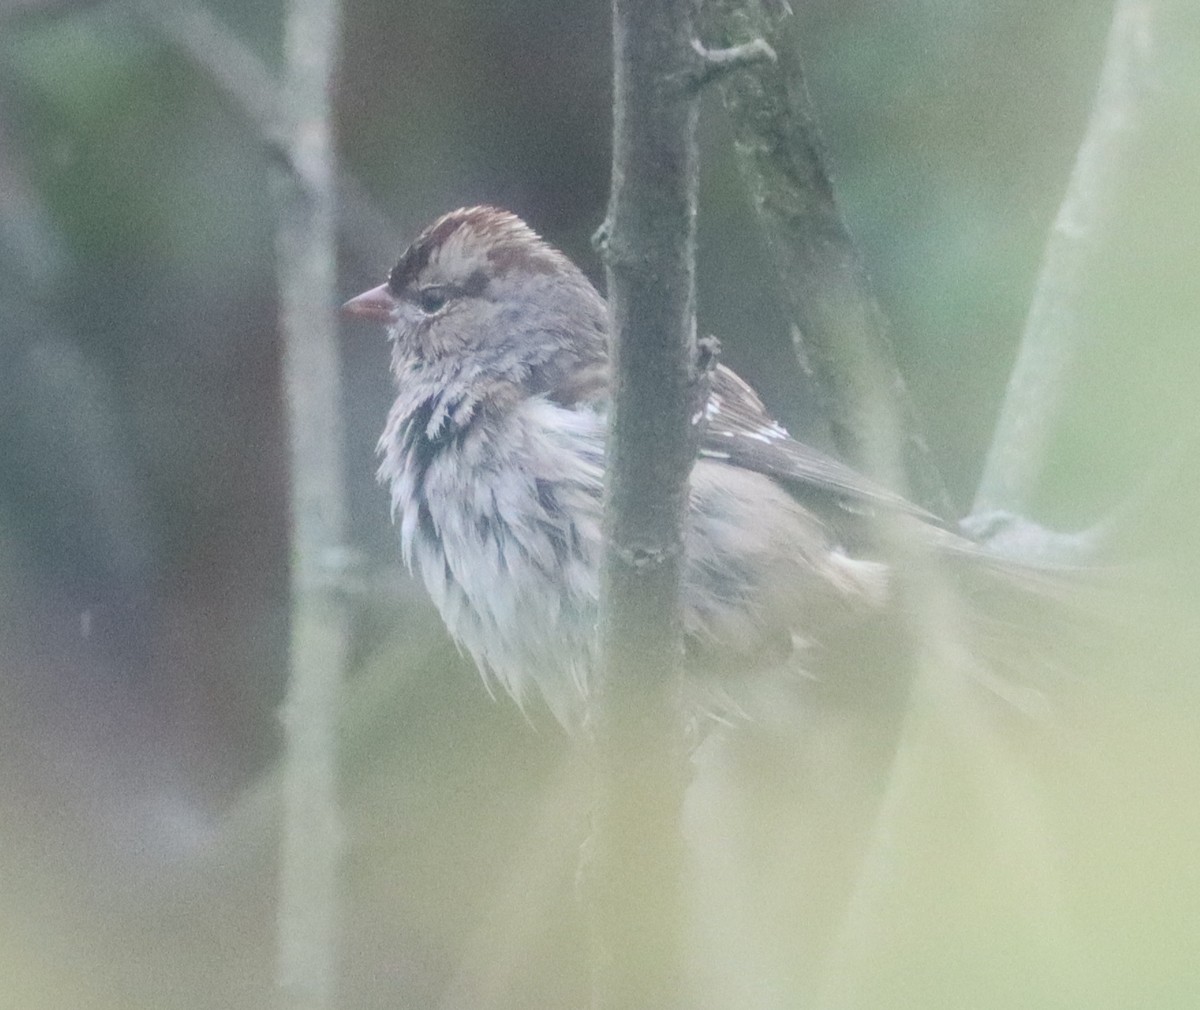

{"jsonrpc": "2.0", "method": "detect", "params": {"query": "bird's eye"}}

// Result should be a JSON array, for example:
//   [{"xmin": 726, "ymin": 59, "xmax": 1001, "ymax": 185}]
[{"xmin": 417, "ymin": 287, "xmax": 450, "ymax": 314}]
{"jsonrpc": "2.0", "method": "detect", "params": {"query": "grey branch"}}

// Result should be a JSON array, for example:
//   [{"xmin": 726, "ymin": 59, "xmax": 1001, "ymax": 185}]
[
  {"xmin": 133, "ymin": 0, "xmax": 279, "ymax": 138},
  {"xmin": 973, "ymin": 0, "xmax": 1157, "ymax": 516},
  {"xmin": 273, "ymin": 0, "xmax": 349, "ymax": 1006},
  {"xmin": 701, "ymin": 0, "xmax": 950, "ymax": 515},
  {"xmin": 587, "ymin": 0, "xmax": 703, "ymax": 1007},
  {"xmin": 134, "ymin": 0, "xmax": 398, "ymax": 269}
]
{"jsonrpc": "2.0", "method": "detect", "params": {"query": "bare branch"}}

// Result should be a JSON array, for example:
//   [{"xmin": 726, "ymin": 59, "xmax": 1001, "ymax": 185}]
[
  {"xmin": 973, "ymin": 0, "xmax": 1159, "ymax": 515},
  {"xmin": 273, "ymin": 0, "xmax": 348, "ymax": 1005},
  {"xmin": 134, "ymin": 0, "xmax": 278, "ymax": 137},
  {"xmin": 134, "ymin": 0, "xmax": 398, "ymax": 269},
  {"xmin": 587, "ymin": 0, "xmax": 705, "ymax": 1006},
  {"xmin": 701, "ymin": 0, "xmax": 950, "ymax": 515}
]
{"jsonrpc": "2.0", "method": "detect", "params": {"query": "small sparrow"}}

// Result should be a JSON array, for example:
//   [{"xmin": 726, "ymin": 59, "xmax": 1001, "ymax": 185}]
[{"xmin": 344, "ymin": 207, "xmax": 1011, "ymax": 727}]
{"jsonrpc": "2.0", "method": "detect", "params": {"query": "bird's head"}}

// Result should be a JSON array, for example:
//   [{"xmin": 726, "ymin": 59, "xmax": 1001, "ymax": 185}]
[{"xmin": 344, "ymin": 206, "xmax": 609, "ymax": 407}]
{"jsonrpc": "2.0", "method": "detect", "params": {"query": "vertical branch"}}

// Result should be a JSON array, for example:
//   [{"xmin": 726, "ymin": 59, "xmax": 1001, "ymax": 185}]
[
  {"xmin": 588, "ymin": 2, "xmax": 704, "ymax": 1008},
  {"xmin": 274, "ymin": 0, "xmax": 347, "ymax": 1006},
  {"xmin": 973, "ymin": 0, "xmax": 1156, "ymax": 515},
  {"xmin": 702, "ymin": 0, "xmax": 950, "ymax": 515}
]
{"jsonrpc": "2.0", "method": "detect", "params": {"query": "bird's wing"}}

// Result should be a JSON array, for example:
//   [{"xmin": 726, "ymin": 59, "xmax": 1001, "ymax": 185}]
[
  {"xmin": 701, "ymin": 365, "xmax": 942, "ymax": 525},
  {"xmin": 546, "ymin": 350, "xmax": 941, "ymax": 525}
]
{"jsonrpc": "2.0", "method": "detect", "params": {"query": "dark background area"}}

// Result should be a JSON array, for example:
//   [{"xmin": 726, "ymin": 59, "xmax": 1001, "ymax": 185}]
[{"xmin": 1, "ymin": 0, "xmax": 1198, "ymax": 1006}]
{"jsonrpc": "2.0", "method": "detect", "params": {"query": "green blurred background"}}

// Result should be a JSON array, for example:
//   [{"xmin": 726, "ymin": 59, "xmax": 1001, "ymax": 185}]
[{"xmin": 1, "ymin": 0, "xmax": 1198, "ymax": 1007}]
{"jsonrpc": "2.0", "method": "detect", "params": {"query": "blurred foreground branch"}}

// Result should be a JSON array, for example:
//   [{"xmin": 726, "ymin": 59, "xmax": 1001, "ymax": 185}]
[
  {"xmin": 974, "ymin": 0, "xmax": 1160, "ymax": 516},
  {"xmin": 700, "ymin": 4, "xmax": 1077, "ymax": 1004},
  {"xmin": 273, "ymin": 0, "xmax": 348, "ymax": 1006}
]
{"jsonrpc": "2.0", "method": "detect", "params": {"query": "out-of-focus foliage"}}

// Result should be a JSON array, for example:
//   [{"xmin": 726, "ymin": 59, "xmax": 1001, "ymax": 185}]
[{"xmin": 0, "ymin": 0, "xmax": 1197, "ymax": 1007}]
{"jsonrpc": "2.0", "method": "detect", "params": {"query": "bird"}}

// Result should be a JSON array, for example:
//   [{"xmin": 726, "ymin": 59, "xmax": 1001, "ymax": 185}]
[{"xmin": 343, "ymin": 205, "xmax": 1043, "ymax": 729}]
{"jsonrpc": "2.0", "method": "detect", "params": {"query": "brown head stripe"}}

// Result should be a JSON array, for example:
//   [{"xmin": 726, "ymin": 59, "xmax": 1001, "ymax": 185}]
[{"xmin": 388, "ymin": 207, "xmax": 562, "ymax": 294}]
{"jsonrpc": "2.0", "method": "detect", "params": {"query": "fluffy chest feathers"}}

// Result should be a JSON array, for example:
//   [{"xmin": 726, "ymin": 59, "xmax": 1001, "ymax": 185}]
[{"xmin": 380, "ymin": 395, "xmax": 607, "ymax": 721}]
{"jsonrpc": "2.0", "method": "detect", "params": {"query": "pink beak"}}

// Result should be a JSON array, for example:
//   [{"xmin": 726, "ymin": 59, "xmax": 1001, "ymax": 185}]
[{"xmin": 342, "ymin": 282, "xmax": 397, "ymax": 323}]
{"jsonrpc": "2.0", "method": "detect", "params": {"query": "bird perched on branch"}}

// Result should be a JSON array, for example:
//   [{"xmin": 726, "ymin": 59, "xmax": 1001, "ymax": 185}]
[{"xmin": 344, "ymin": 206, "xmax": 1046, "ymax": 728}]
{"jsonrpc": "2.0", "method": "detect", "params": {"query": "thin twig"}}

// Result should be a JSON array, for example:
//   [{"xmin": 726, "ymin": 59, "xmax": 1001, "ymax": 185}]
[
  {"xmin": 133, "ymin": 0, "xmax": 279, "ymax": 137},
  {"xmin": 274, "ymin": 0, "xmax": 348, "ymax": 1006},
  {"xmin": 133, "ymin": 0, "xmax": 398, "ymax": 270}
]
